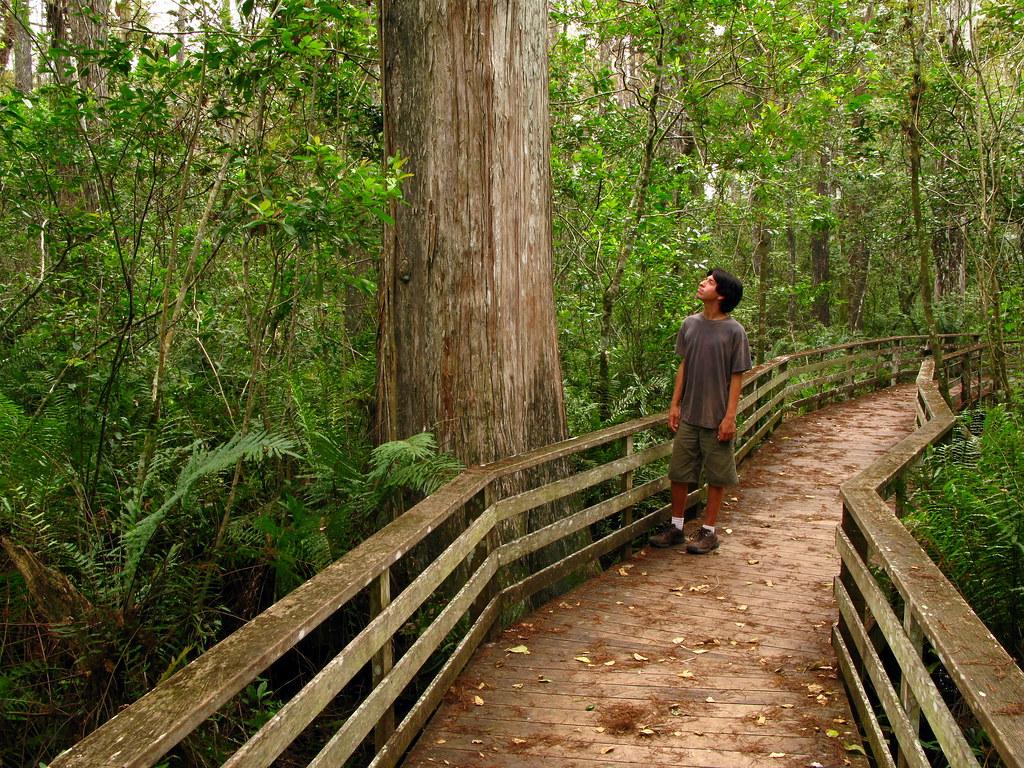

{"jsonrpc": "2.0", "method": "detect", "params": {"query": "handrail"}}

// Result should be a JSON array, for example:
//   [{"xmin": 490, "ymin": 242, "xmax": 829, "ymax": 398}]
[
  {"xmin": 835, "ymin": 349, "xmax": 1024, "ymax": 767},
  {"xmin": 52, "ymin": 333, "xmax": 989, "ymax": 768}
]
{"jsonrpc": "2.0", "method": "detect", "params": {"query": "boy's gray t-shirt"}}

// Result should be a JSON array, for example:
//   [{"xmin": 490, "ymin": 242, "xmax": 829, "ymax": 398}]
[{"xmin": 675, "ymin": 313, "xmax": 752, "ymax": 430}]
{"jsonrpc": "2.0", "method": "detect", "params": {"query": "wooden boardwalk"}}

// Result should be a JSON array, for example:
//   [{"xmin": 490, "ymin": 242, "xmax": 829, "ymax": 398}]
[{"xmin": 403, "ymin": 384, "xmax": 919, "ymax": 768}]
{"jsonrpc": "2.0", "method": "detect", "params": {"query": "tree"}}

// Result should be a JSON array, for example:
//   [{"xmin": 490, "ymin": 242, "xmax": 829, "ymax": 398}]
[{"xmin": 376, "ymin": 3, "xmax": 570, "ymax": 516}]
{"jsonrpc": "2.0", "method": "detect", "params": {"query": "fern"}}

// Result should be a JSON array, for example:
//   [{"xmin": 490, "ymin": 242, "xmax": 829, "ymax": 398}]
[
  {"xmin": 120, "ymin": 430, "xmax": 298, "ymax": 595},
  {"xmin": 367, "ymin": 432, "xmax": 463, "ymax": 497}
]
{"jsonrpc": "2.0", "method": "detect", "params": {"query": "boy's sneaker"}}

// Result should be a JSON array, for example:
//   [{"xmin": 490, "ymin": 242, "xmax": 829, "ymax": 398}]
[
  {"xmin": 687, "ymin": 527, "xmax": 720, "ymax": 554},
  {"xmin": 649, "ymin": 525, "xmax": 685, "ymax": 548}
]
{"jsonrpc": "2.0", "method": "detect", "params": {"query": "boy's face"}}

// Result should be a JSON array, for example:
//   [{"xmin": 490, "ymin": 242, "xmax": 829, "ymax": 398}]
[{"xmin": 697, "ymin": 273, "xmax": 723, "ymax": 303}]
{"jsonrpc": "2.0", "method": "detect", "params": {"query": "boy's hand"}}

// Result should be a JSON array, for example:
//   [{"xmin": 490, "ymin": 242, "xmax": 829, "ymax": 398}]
[
  {"xmin": 718, "ymin": 414, "xmax": 736, "ymax": 442},
  {"xmin": 668, "ymin": 404, "xmax": 681, "ymax": 432}
]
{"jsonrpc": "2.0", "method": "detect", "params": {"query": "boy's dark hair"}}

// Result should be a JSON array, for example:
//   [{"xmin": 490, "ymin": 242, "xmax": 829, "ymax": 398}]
[{"xmin": 708, "ymin": 268, "xmax": 743, "ymax": 313}]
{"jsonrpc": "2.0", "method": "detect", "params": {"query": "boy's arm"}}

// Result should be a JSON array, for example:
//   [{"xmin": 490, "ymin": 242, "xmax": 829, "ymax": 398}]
[
  {"xmin": 717, "ymin": 372, "xmax": 744, "ymax": 442},
  {"xmin": 668, "ymin": 360, "xmax": 686, "ymax": 432}
]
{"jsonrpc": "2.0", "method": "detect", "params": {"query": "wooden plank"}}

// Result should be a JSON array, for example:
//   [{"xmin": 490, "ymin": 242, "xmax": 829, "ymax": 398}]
[
  {"xmin": 223, "ymin": 506, "xmax": 497, "ymax": 767},
  {"xmin": 834, "ymin": 575, "xmax": 929, "ymax": 768},
  {"xmin": 492, "ymin": 441, "xmax": 672, "ymax": 524},
  {"xmin": 498, "ymin": 475, "xmax": 669, "ymax": 564},
  {"xmin": 502, "ymin": 502, "xmax": 671, "ymax": 608},
  {"xmin": 371, "ymin": 597, "xmax": 502, "ymax": 768},
  {"xmin": 835, "ymin": 528, "xmax": 980, "ymax": 768},
  {"xmin": 833, "ymin": 625, "xmax": 898, "ymax": 768},
  {"xmin": 310, "ymin": 553, "xmax": 500, "ymax": 767}
]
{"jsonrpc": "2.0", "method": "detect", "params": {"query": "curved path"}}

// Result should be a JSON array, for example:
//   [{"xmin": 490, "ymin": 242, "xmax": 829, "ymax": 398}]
[{"xmin": 403, "ymin": 384, "xmax": 918, "ymax": 768}]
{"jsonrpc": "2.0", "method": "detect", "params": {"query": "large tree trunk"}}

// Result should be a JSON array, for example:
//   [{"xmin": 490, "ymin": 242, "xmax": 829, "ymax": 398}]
[
  {"xmin": 752, "ymin": 217, "xmax": 770, "ymax": 364},
  {"xmin": 70, "ymin": 0, "xmax": 110, "ymax": 98},
  {"xmin": 377, "ymin": 1, "xmax": 573, "ymax": 564}
]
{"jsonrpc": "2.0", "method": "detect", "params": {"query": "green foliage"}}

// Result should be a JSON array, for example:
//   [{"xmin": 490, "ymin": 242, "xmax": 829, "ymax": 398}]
[{"xmin": 905, "ymin": 404, "xmax": 1024, "ymax": 661}]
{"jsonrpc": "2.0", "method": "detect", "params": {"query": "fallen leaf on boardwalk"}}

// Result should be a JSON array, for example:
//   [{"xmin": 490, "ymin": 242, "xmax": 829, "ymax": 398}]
[
  {"xmin": 826, "ymin": 729, "xmax": 840, "ymax": 738},
  {"xmin": 512, "ymin": 738, "xmax": 527, "ymax": 744},
  {"xmin": 473, "ymin": 696, "xmax": 484, "ymax": 706},
  {"xmin": 506, "ymin": 645, "xmax": 530, "ymax": 654},
  {"xmin": 725, "ymin": 528, "xmax": 733, "ymax": 534},
  {"xmin": 693, "ymin": 648, "xmax": 708, "ymax": 654},
  {"xmin": 639, "ymin": 728, "xmax": 655, "ymax": 736},
  {"xmin": 617, "ymin": 567, "xmax": 630, "ymax": 576},
  {"xmin": 734, "ymin": 622, "xmax": 746, "ymax": 627},
  {"xmin": 769, "ymin": 752, "xmax": 786, "ymax": 758},
  {"xmin": 690, "ymin": 584, "xmax": 711, "ymax": 593},
  {"xmin": 512, "ymin": 683, "xmax": 523, "ymax": 689},
  {"xmin": 670, "ymin": 705, "xmax": 685, "ymax": 716},
  {"xmin": 575, "ymin": 656, "xmax": 592, "ymax": 664},
  {"xmin": 604, "ymin": 660, "xmax": 615, "ymax": 666},
  {"xmin": 705, "ymin": 696, "xmax": 715, "ymax": 703},
  {"xmin": 765, "ymin": 579, "xmax": 775, "ymax": 587},
  {"xmin": 845, "ymin": 744, "xmax": 867, "ymax": 755},
  {"xmin": 781, "ymin": 703, "xmax": 794, "ymax": 708},
  {"xmin": 601, "ymin": 746, "xmax": 615, "ymax": 754},
  {"xmin": 806, "ymin": 683, "xmax": 824, "ymax": 694},
  {"xmin": 472, "ymin": 739, "xmax": 483, "ymax": 745},
  {"xmin": 678, "ymin": 670, "xmax": 694, "ymax": 678},
  {"xmin": 633, "ymin": 653, "xmax": 648, "ymax": 661},
  {"xmin": 748, "ymin": 559, "xmax": 760, "ymax": 565},
  {"xmin": 586, "ymin": 704, "xmax": 595, "ymax": 711},
  {"xmin": 673, "ymin": 637, "xmax": 686, "ymax": 644},
  {"xmin": 435, "ymin": 739, "xmax": 447, "ymax": 744},
  {"xmin": 538, "ymin": 675, "xmax": 552, "ymax": 683},
  {"xmin": 477, "ymin": 682, "xmax": 486, "ymax": 689},
  {"xmin": 595, "ymin": 727, "xmax": 605, "ymax": 733},
  {"xmin": 756, "ymin": 715, "xmax": 767, "ymax": 725},
  {"xmin": 737, "ymin": 605, "xmax": 748, "ymax": 611}
]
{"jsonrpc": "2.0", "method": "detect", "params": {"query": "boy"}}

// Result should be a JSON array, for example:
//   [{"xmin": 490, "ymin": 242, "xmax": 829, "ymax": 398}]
[{"xmin": 650, "ymin": 268, "xmax": 751, "ymax": 554}]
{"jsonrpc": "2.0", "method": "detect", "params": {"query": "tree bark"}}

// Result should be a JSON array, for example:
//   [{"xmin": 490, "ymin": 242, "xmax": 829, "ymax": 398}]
[
  {"xmin": 753, "ymin": 218, "xmax": 770, "ymax": 364},
  {"xmin": 70, "ymin": 0, "xmax": 110, "ymax": 98},
  {"xmin": 377, "ymin": 3, "xmax": 570, "ymax": 521},
  {"xmin": 14, "ymin": 0, "xmax": 32, "ymax": 91},
  {"xmin": 810, "ymin": 150, "xmax": 831, "ymax": 326}
]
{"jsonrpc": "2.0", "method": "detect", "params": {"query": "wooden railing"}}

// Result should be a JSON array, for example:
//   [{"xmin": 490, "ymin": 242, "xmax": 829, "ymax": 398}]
[
  {"xmin": 53, "ymin": 334, "xmax": 992, "ymax": 768},
  {"xmin": 835, "ymin": 346, "xmax": 1024, "ymax": 768}
]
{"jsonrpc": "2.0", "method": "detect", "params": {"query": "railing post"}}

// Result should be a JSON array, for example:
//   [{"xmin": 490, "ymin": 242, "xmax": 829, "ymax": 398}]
[
  {"xmin": 370, "ymin": 568, "xmax": 395, "ymax": 752},
  {"xmin": 622, "ymin": 434, "xmax": 634, "ymax": 560},
  {"xmin": 897, "ymin": 605, "xmax": 924, "ymax": 768},
  {"xmin": 890, "ymin": 341, "xmax": 900, "ymax": 386}
]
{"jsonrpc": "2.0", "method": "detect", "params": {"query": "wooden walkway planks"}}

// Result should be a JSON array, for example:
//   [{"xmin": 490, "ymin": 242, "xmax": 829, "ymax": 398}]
[{"xmin": 403, "ymin": 384, "xmax": 919, "ymax": 768}]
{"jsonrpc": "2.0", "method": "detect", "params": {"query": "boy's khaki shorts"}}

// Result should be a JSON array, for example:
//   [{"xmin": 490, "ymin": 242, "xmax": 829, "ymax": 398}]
[{"xmin": 669, "ymin": 421, "xmax": 739, "ymax": 487}]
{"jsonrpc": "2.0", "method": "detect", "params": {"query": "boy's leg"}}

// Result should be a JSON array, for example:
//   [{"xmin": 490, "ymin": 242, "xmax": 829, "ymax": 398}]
[
  {"xmin": 688, "ymin": 429, "xmax": 737, "ymax": 554},
  {"xmin": 650, "ymin": 481, "xmax": 689, "ymax": 547},
  {"xmin": 704, "ymin": 484, "xmax": 725, "ymax": 527},
  {"xmin": 652, "ymin": 424, "xmax": 701, "ymax": 548}
]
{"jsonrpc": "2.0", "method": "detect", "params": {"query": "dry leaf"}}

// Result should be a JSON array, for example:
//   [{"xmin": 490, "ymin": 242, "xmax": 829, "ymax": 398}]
[
  {"xmin": 617, "ymin": 567, "xmax": 630, "ymax": 576},
  {"xmin": 512, "ymin": 738, "xmax": 527, "ymax": 744},
  {"xmin": 693, "ymin": 648, "xmax": 708, "ymax": 654},
  {"xmin": 604, "ymin": 660, "xmax": 616, "ymax": 666},
  {"xmin": 705, "ymin": 696, "xmax": 715, "ymax": 703},
  {"xmin": 601, "ymin": 746, "xmax": 615, "ymax": 754},
  {"xmin": 673, "ymin": 636, "xmax": 686, "ymax": 644},
  {"xmin": 757, "ymin": 715, "xmax": 767, "ymax": 725},
  {"xmin": 506, "ymin": 645, "xmax": 530, "ymax": 654},
  {"xmin": 806, "ymin": 683, "xmax": 824, "ymax": 694},
  {"xmin": 477, "ymin": 682, "xmax": 486, "ymax": 689},
  {"xmin": 639, "ymin": 728, "xmax": 655, "ymax": 736},
  {"xmin": 473, "ymin": 695, "xmax": 484, "ymax": 706},
  {"xmin": 595, "ymin": 727, "xmax": 606, "ymax": 733},
  {"xmin": 472, "ymin": 739, "xmax": 483, "ymax": 745},
  {"xmin": 725, "ymin": 528, "xmax": 733, "ymax": 534},
  {"xmin": 678, "ymin": 670, "xmax": 694, "ymax": 678},
  {"xmin": 781, "ymin": 703, "xmax": 794, "ymax": 708},
  {"xmin": 770, "ymin": 752, "xmax": 787, "ymax": 758},
  {"xmin": 575, "ymin": 656, "xmax": 592, "ymax": 664},
  {"xmin": 435, "ymin": 739, "xmax": 447, "ymax": 744},
  {"xmin": 689, "ymin": 584, "xmax": 711, "ymax": 593},
  {"xmin": 633, "ymin": 652, "xmax": 648, "ymax": 661},
  {"xmin": 747, "ymin": 559, "xmax": 760, "ymax": 565},
  {"xmin": 512, "ymin": 683, "xmax": 524, "ymax": 689},
  {"xmin": 765, "ymin": 579, "xmax": 775, "ymax": 587},
  {"xmin": 737, "ymin": 604, "xmax": 748, "ymax": 611}
]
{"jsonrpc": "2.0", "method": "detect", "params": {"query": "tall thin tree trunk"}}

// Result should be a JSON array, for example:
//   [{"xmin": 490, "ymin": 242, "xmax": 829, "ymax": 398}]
[
  {"xmin": 787, "ymin": 222, "xmax": 797, "ymax": 331},
  {"xmin": 14, "ymin": 0, "xmax": 33, "ymax": 91},
  {"xmin": 810, "ymin": 150, "xmax": 831, "ymax": 326},
  {"xmin": 753, "ymin": 218, "xmax": 770, "ymax": 364},
  {"xmin": 70, "ymin": 0, "xmax": 109, "ymax": 97},
  {"xmin": 905, "ymin": 0, "xmax": 945, "ymax": 394},
  {"xmin": 598, "ymin": 23, "xmax": 664, "ymax": 421}
]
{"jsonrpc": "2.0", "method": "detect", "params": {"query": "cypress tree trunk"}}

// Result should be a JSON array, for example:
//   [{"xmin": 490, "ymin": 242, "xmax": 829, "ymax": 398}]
[
  {"xmin": 14, "ymin": 0, "xmax": 33, "ymax": 92},
  {"xmin": 377, "ymin": 0, "xmax": 578, "ymax": 574}
]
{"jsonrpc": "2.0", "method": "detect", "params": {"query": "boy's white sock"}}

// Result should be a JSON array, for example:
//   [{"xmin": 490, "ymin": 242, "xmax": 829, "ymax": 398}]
[
  {"xmin": 702, "ymin": 524, "xmax": 716, "ymax": 534},
  {"xmin": 671, "ymin": 517, "xmax": 684, "ymax": 530}
]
